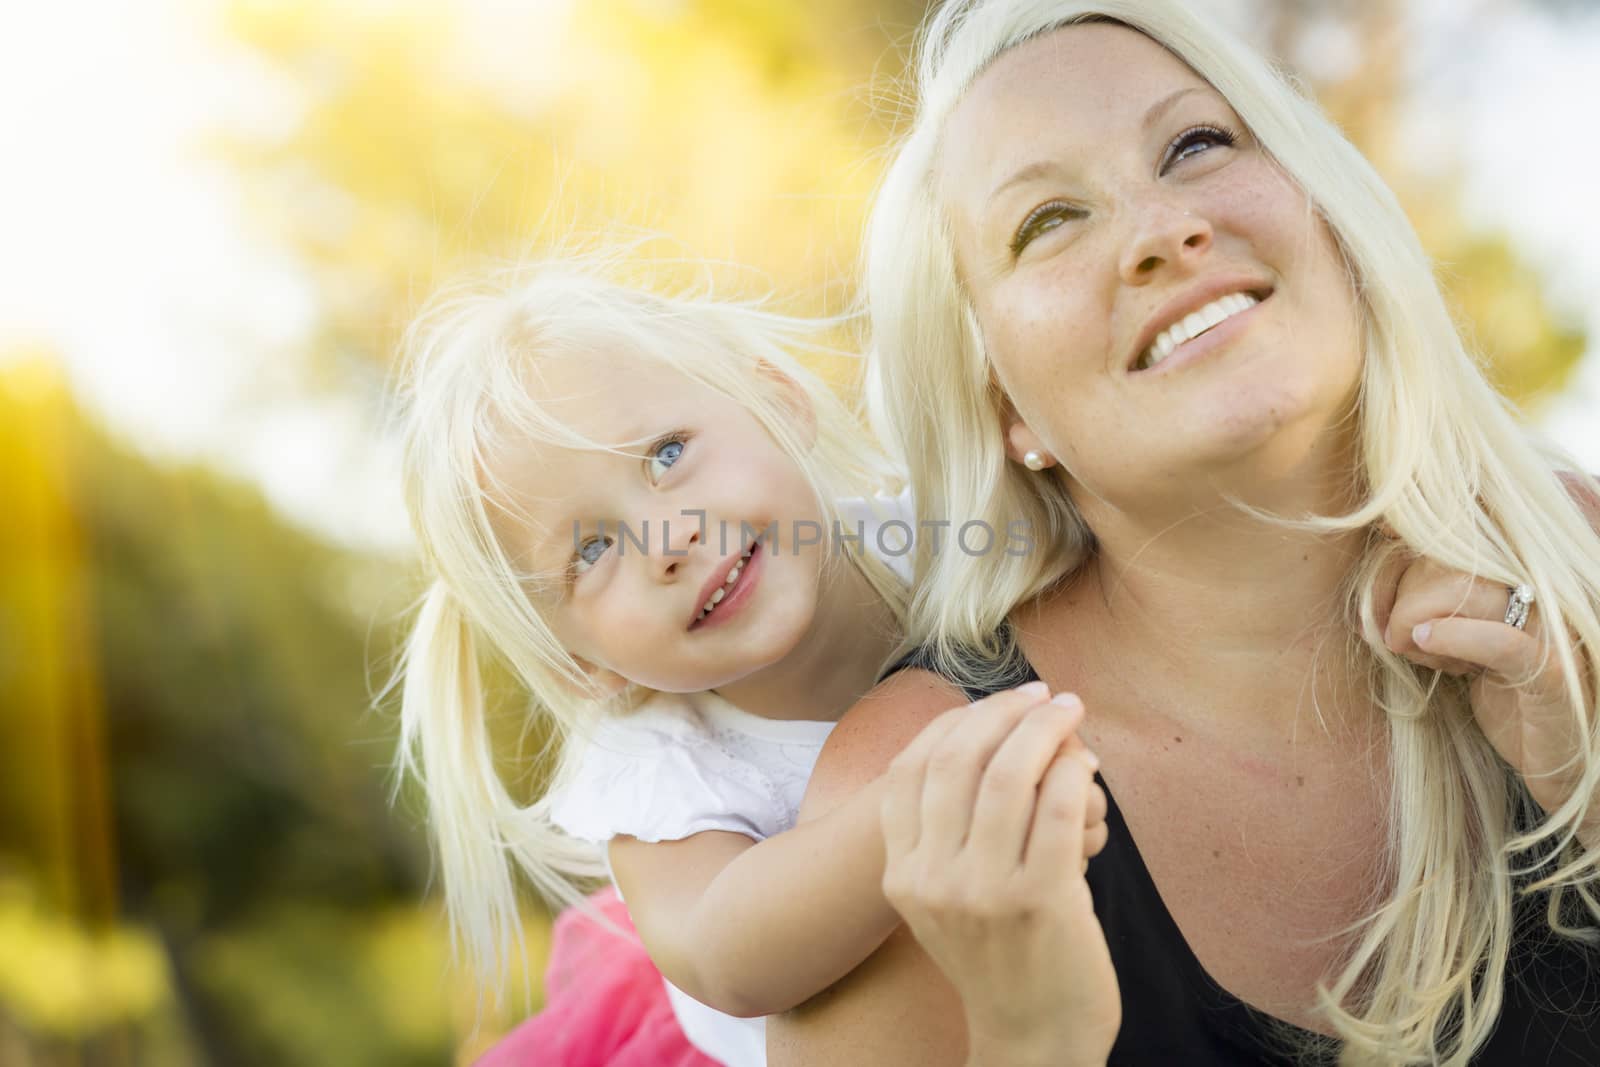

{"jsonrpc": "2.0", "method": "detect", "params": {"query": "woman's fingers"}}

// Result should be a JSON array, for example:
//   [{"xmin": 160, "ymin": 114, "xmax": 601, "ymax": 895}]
[
  {"xmin": 916, "ymin": 686, "xmax": 1060, "ymax": 862},
  {"xmin": 1413, "ymin": 616, "xmax": 1546, "ymax": 687},
  {"xmin": 1386, "ymin": 569, "xmax": 1502, "ymax": 645},
  {"xmin": 1385, "ymin": 562, "xmax": 1544, "ymax": 674},
  {"xmin": 881, "ymin": 682, "xmax": 1050, "ymax": 860},
  {"xmin": 1369, "ymin": 540, "xmax": 1413, "ymax": 646},
  {"xmin": 963, "ymin": 695, "xmax": 1092, "ymax": 870},
  {"xmin": 883, "ymin": 680, "xmax": 1107, "ymax": 910}
]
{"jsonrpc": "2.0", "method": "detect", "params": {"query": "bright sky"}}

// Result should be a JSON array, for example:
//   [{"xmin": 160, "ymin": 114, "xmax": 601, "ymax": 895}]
[{"xmin": 1, "ymin": 0, "xmax": 1596, "ymax": 553}]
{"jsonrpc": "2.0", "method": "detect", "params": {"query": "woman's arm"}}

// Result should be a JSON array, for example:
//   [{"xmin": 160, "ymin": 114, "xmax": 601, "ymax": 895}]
[
  {"xmin": 767, "ymin": 670, "xmax": 980, "ymax": 1064},
  {"xmin": 609, "ymin": 771, "xmax": 899, "ymax": 1018},
  {"xmin": 768, "ymin": 675, "xmax": 1118, "ymax": 1067}
]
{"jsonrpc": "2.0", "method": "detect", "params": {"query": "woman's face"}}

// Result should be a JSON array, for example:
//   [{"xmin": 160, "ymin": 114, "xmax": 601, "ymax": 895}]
[{"xmin": 937, "ymin": 24, "xmax": 1363, "ymax": 516}]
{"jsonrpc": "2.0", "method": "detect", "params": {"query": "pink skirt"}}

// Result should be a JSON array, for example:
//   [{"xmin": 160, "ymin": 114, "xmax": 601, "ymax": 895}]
[{"xmin": 475, "ymin": 887, "xmax": 721, "ymax": 1066}]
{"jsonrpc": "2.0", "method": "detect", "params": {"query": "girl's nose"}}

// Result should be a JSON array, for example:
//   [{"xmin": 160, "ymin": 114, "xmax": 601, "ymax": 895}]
[{"xmin": 656, "ymin": 514, "xmax": 703, "ymax": 581}]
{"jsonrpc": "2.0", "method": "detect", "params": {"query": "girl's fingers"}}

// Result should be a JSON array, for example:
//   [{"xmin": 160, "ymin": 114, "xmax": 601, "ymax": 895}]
[
  {"xmin": 1086, "ymin": 780, "xmax": 1107, "ymax": 829},
  {"xmin": 964, "ymin": 696, "xmax": 1092, "ymax": 870},
  {"xmin": 1019, "ymin": 750, "xmax": 1092, "ymax": 883},
  {"xmin": 1083, "ymin": 815, "xmax": 1110, "ymax": 860}
]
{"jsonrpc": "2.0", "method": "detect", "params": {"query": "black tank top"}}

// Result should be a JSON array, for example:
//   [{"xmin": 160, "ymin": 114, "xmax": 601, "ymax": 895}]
[{"xmin": 882, "ymin": 644, "xmax": 1600, "ymax": 1066}]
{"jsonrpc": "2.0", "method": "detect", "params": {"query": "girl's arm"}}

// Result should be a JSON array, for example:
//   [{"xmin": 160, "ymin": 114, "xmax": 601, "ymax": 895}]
[{"xmin": 608, "ymin": 770, "xmax": 897, "ymax": 1018}]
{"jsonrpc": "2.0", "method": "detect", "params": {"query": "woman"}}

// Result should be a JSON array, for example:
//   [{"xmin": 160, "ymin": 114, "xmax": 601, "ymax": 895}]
[{"xmin": 767, "ymin": 1, "xmax": 1600, "ymax": 1064}]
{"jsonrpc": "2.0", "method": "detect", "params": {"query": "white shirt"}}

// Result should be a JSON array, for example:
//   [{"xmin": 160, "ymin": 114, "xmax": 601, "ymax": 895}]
[
  {"xmin": 549, "ymin": 690, "xmax": 836, "ymax": 1066},
  {"xmin": 547, "ymin": 491, "xmax": 912, "ymax": 1065}
]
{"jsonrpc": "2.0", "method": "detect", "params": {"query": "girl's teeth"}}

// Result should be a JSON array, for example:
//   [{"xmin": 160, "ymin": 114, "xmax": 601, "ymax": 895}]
[{"xmin": 698, "ymin": 551, "xmax": 752, "ymax": 622}]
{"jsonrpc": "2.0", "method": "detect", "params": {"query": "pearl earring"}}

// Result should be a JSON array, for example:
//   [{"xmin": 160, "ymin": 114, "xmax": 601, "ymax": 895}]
[{"xmin": 1023, "ymin": 450, "xmax": 1047, "ymax": 471}]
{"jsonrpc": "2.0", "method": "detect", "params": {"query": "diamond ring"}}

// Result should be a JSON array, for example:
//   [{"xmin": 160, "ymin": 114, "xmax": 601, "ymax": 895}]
[{"xmin": 1503, "ymin": 583, "xmax": 1536, "ymax": 631}]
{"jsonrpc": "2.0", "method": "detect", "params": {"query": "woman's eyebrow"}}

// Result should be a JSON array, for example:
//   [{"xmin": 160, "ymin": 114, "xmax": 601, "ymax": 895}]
[
  {"xmin": 1142, "ymin": 86, "xmax": 1206, "ymax": 133},
  {"xmin": 988, "ymin": 159, "xmax": 1064, "ymax": 205},
  {"xmin": 984, "ymin": 86, "xmax": 1213, "ymax": 207}
]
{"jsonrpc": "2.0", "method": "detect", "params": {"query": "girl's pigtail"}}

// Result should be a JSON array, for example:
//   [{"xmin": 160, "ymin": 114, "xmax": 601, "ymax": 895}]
[{"xmin": 396, "ymin": 579, "xmax": 601, "ymax": 991}]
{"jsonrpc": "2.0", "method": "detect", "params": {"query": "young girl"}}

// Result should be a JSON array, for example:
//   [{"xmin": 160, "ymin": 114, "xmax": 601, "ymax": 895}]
[{"xmin": 387, "ymin": 254, "xmax": 1106, "ymax": 1065}]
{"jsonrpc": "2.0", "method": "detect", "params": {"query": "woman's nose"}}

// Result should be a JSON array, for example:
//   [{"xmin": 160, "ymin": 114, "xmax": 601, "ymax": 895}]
[{"xmin": 1118, "ymin": 202, "xmax": 1213, "ymax": 284}]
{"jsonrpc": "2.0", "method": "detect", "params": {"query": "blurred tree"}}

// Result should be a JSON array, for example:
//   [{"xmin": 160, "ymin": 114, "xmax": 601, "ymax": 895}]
[
  {"xmin": 0, "ymin": 354, "xmax": 528, "ymax": 1065},
  {"xmin": 1250, "ymin": 0, "xmax": 1587, "ymax": 404},
  {"xmin": 77, "ymin": 392, "xmax": 461, "ymax": 1067},
  {"xmin": 1, "ymin": 356, "xmax": 138, "ymax": 1067},
  {"xmin": 225, "ymin": 0, "xmax": 1585, "ymax": 408},
  {"xmin": 221, "ymin": 0, "xmax": 936, "ymax": 396}
]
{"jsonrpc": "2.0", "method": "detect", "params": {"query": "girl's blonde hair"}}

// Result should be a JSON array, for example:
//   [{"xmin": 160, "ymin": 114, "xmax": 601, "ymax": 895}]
[
  {"xmin": 386, "ymin": 250, "xmax": 907, "ymax": 993},
  {"xmin": 864, "ymin": 1, "xmax": 1600, "ymax": 1062}
]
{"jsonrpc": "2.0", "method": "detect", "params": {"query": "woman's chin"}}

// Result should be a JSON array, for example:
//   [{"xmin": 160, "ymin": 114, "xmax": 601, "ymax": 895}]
[{"xmin": 1095, "ymin": 407, "xmax": 1349, "ymax": 514}]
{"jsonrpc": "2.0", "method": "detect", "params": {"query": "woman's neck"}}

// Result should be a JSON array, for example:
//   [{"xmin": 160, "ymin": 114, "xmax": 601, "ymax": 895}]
[
  {"xmin": 1025, "ymin": 506, "xmax": 1377, "ymax": 746},
  {"xmin": 714, "ymin": 553, "xmax": 901, "ymax": 723}
]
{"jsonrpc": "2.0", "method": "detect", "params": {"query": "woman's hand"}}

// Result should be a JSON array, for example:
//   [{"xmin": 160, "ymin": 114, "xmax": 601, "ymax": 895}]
[
  {"xmin": 879, "ymin": 682, "xmax": 1121, "ymax": 1067},
  {"xmin": 1382, "ymin": 556, "xmax": 1594, "ymax": 836}
]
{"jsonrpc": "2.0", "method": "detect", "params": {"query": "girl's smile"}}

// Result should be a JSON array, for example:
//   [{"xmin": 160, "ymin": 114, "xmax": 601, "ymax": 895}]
[
  {"xmin": 483, "ymin": 348, "xmax": 834, "ymax": 696},
  {"xmin": 689, "ymin": 539, "xmax": 764, "ymax": 630}
]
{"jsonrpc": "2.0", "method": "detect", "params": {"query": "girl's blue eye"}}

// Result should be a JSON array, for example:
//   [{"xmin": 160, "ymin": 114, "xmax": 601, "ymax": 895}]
[
  {"xmin": 647, "ymin": 437, "xmax": 686, "ymax": 483},
  {"xmin": 574, "ymin": 535, "xmax": 614, "ymax": 575}
]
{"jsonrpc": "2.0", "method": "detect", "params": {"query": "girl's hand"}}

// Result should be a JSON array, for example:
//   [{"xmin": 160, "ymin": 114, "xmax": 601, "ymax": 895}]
[
  {"xmin": 879, "ymin": 682, "xmax": 1120, "ymax": 1067},
  {"xmin": 1381, "ymin": 556, "xmax": 1593, "ymax": 831}
]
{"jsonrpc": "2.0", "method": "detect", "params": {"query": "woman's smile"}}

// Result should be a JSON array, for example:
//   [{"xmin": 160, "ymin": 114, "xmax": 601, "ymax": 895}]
[
  {"xmin": 938, "ymin": 24, "xmax": 1362, "ymax": 508},
  {"xmin": 1129, "ymin": 288, "xmax": 1272, "ymax": 378}
]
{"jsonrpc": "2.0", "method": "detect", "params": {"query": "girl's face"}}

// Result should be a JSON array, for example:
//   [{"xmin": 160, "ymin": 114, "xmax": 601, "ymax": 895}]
[
  {"xmin": 490, "ymin": 351, "xmax": 828, "ymax": 695},
  {"xmin": 936, "ymin": 24, "xmax": 1364, "ymax": 517}
]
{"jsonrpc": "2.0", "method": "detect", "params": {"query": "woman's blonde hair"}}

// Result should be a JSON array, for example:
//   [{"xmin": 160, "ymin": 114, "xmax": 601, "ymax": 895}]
[
  {"xmin": 864, "ymin": 1, "xmax": 1600, "ymax": 1062},
  {"xmin": 384, "ymin": 249, "xmax": 907, "ymax": 994}
]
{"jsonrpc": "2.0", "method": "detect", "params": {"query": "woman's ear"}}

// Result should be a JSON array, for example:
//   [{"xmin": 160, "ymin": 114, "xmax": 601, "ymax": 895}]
[
  {"xmin": 756, "ymin": 361, "xmax": 817, "ymax": 448},
  {"xmin": 998, "ymin": 398, "xmax": 1056, "ymax": 470}
]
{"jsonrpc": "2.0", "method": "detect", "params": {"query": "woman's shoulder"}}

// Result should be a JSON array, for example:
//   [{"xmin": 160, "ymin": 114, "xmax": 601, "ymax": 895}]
[
  {"xmin": 798, "ymin": 630, "xmax": 1039, "ymax": 819},
  {"xmin": 797, "ymin": 666, "xmax": 973, "ymax": 822}
]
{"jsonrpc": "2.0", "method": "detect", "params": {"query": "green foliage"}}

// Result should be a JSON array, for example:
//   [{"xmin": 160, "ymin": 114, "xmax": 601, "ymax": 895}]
[
  {"xmin": 69, "ymin": 404, "xmax": 478, "ymax": 1063},
  {"xmin": 79, "ymin": 419, "xmax": 422, "ymax": 924}
]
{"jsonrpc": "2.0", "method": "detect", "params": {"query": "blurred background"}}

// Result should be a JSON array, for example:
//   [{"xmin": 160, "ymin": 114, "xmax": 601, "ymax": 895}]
[{"xmin": 1, "ymin": 0, "xmax": 1596, "ymax": 1064}]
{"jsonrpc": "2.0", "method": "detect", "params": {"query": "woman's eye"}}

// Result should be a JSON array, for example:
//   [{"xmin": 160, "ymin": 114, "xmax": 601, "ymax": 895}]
[
  {"xmin": 646, "ymin": 436, "xmax": 687, "ymax": 483},
  {"xmin": 1011, "ymin": 203, "xmax": 1082, "ymax": 257},
  {"xmin": 1161, "ymin": 124, "xmax": 1238, "ymax": 174},
  {"xmin": 573, "ymin": 534, "xmax": 614, "ymax": 575}
]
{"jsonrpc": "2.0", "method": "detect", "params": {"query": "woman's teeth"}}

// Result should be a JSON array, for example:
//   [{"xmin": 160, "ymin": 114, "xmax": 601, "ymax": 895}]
[
  {"xmin": 697, "ymin": 548, "xmax": 753, "ymax": 622},
  {"xmin": 1138, "ymin": 291, "xmax": 1260, "ymax": 371}
]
